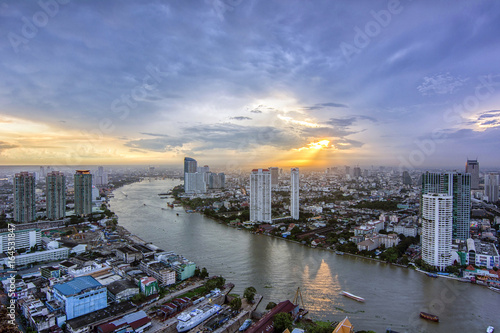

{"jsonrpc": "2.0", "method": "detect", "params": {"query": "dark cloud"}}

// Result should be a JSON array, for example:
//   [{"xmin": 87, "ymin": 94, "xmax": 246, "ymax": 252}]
[
  {"xmin": 0, "ymin": 141, "xmax": 18, "ymax": 153},
  {"xmin": 250, "ymin": 110, "xmax": 262, "ymax": 114},
  {"xmin": 231, "ymin": 116, "xmax": 252, "ymax": 121}
]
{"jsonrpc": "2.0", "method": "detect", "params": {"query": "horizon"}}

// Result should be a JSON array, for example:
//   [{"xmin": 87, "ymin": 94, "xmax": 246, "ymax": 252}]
[{"xmin": 1, "ymin": 1, "xmax": 500, "ymax": 168}]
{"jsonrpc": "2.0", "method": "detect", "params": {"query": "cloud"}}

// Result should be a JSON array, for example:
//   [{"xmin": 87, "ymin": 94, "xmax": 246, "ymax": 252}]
[
  {"xmin": 0, "ymin": 141, "xmax": 18, "ymax": 153},
  {"xmin": 250, "ymin": 110, "xmax": 263, "ymax": 114},
  {"xmin": 231, "ymin": 116, "xmax": 252, "ymax": 121},
  {"xmin": 417, "ymin": 73, "xmax": 469, "ymax": 95},
  {"xmin": 303, "ymin": 102, "xmax": 349, "ymax": 110}
]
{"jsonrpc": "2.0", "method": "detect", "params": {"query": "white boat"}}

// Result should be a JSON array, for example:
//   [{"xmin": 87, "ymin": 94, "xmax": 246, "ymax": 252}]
[
  {"xmin": 340, "ymin": 291, "xmax": 365, "ymax": 302},
  {"xmin": 239, "ymin": 319, "xmax": 252, "ymax": 331},
  {"xmin": 487, "ymin": 326, "xmax": 494, "ymax": 333},
  {"xmin": 176, "ymin": 304, "xmax": 221, "ymax": 332}
]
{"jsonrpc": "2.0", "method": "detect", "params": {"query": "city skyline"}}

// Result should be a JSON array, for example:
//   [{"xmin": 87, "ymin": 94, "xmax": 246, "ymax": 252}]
[{"xmin": 1, "ymin": 1, "xmax": 500, "ymax": 168}]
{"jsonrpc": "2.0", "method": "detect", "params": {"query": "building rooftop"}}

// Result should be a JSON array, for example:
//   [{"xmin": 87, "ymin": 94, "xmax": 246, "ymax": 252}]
[
  {"xmin": 53, "ymin": 276, "xmax": 103, "ymax": 296},
  {"xmin": 107, "ymin": 279, "xmax": 138, "ymax": 295},
  {"xmin": 67, "ymin": 301, "xmax": 136, "ymax": 330}
]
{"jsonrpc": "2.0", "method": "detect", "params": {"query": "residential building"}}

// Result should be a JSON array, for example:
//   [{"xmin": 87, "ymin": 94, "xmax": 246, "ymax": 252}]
[
  {"xmin": 184, "ymin": 172, "xmax": 206, "ymax": 194},
  {"xmin": 484, "ymin": 173, "xmax": 499, "ymax": 203},
  {"xmin": 0, "ymin": 228, "xmax": 40, "ymax": 253},
  {"xmin": 184, "ymin": 157, "xmax": 197, "ymax": 173},
  {"xmin": 5, "ymin": 247, "xmax": 69, "ymax": 268},
  {"xmin": 250, "ymin": 169, "xmax": 272, "ymax": 223},
  {"xmin": 139, "ymin": 277, "xmax": 159, "ymax": 296},
  {"xmin": 465, "ymin": 159, "xmax": 480, "ymax": 190},
  {"xmin": 291, "ymin": 168, "xmax": 299, "ymax": 220},
  {"xmin": 139, "ymin": 260, "xmax": 176, "ymax": 286},
  {"xmin": 269, "ymin": 167, "xmax": 279, "ymax": 188},
  {"xmin": 46, "ymin": 171, "xmax": 66, "ymax": 220},
  {"xmin": 402, "ymin": 171, "xmax": 412, "ymax": 185},
  {"xmin": 74, "ymin": 170, "xmax": 92, "ymax": 216},
  {"xmin": 208, "ymin": 172, "xmax": 225, "ymax": 189},
  {"xmin": 95, "ymin": 166, "xmax": 108, "ymax": 187},
  {"xmin": 421, "ymin": 172, "xmax": 471, "ymax": 241},
  {"xmin": 53, "ymin": 276, "xmax": 107, "ymax": 320},
  {"xmin": 14, "ymin": 172, "xmax": 36, "ymax": 223},
  {"xmin": 421, "ymin": 193, "xmax": 453, "ymax": 271},
  {"xmin": 155, "ymin": 251, "xmax": 196, "ymax": 281}
]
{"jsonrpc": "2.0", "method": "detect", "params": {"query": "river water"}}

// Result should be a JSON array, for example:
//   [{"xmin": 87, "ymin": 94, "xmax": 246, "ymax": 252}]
[{"xmin": 109, "ymin": 179, "xmax": 499, "ymax": 333}]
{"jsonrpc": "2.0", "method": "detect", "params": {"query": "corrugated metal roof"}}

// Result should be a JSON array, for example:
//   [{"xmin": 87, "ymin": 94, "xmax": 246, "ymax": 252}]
[{"xmin": 53, "ymin": 276, "xmax": 102, "ymax": 296}]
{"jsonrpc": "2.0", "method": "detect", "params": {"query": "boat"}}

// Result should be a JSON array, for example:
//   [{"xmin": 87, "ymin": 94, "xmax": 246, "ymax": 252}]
[
  {"xmin": 335, "ymin": 251, "xmax": 344, "ymax": 255},
  {"xmin": 176, "ymin": 304, "xmax": 221, "ymax": 332},
  {"xmin": 176, "ymin": 213, "xmax": 179, "ymax": 216},
  {"xmin": 239, "ymin": 319, "xmax": 252, "ymax": 331},
  {"xmin": 340, "ymin": 291, "xmax": 365, "ymax": 302},
  {"xmin": 489, "ymin": 286, "xmax": 500, "ymax": 294},
  {"xmin": 419, "ymin": 312, "xmax": 439, "ymax": 322},
  {"xmin": 168, "ymin": 203, "xmax": 174, "ymax": 208},
  {"xmin": 426, "ymin": 273, "xmax": 438, "ymax": 278},
  {"xmin": 487, "ymin": 326, "xmax": 494, "ymax": 333}
]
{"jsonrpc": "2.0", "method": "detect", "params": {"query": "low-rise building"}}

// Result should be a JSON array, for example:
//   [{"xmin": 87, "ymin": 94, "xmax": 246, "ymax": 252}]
[
  {"xmin": 96, "ymin": 310, "xmax": 151, "ymax": 333},
  {"xmin": 2, "ymin": 247, "xmax": 70, "ymax": 268},
  {"xmin": 107, "ymin": 279, "xmax": 139, "ymax": 303},
  {"xmin": 139, "ymin": 260, "xmax": 176, "ymax": 286},
  {"xmin": 139, "ymin": 277, "xmax": 159, "ymax": 297}
]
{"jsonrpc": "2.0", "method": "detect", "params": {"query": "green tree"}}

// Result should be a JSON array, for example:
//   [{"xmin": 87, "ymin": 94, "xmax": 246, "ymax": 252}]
[
  {"xmin": 200, "ymin": 267, "xmax": 209, "ymax": 279},
  {"xmin": 273, "ymin": 312, "xmax": 292, "ymax": 333},
  {"xmin": 230, "ymin": 296, "xmax": 242, "ymax": 311},
  {"xmin": 266, "ymin": 302, "xmax": 277, "ymax": 310},
  {"xmin": 243, "ymin": 286, "xmax": 257, "ymax": 303}
]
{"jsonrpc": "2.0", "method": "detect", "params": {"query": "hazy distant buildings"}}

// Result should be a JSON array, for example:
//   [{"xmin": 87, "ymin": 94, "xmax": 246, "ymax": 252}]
[
  {"xmin": 421, "ymin": 172, "xmax": 471, "ymax": 241},
  {"xmin": 421, "ymin": 193, "xmax": 453, "ymax": 271},
  {"xmin": 94, "ymin": 166, "xmax": 108, "ymax": 187},
  {"xmin": 46, "ymin": 171, "xmax": 66, "ymax": 220},
  {"xmin": 74, "ymin": 170, "xmax": 92, "ymax": 216},
  {"xmin": 465, "ymin": 159, "xmax": 480, "ymax": 190},
  {"xmin": 402, "ymin": 171, "xmax": 412, "ymax": 185},
  {"xmin": 484, "ymin": 173, "xmax": 499, "ymax": 203},
  {"xmin": 353, "ymin": 166, "xmax": 361, "ymax": 178},
  {"xmin": 269, "ymin": 167, "xmax": 279, "ymax": 188},
  {"xmin": 250, "ymin": 169, "xmax": 272, "ymax": 223},
  {"xmin": 14, "ymin": 172, "xmax": 36, "ymax": 223},
  {"xmin": 291, "ymin": 168, "xmax": 299, "ymax": 220}
]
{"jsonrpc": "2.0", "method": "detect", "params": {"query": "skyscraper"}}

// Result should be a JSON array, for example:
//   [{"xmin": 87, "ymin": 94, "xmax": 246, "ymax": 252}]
[
  {"xmin": 402, "ymin": 171, "xmax": 412, "ymax": 185},
  {"xmin": 421, "ymin": 193, "xmax": 453, "ymax": 271},
  {"xmin": 46, "ymin": 171, "xmax": 66, "ymax": 220},
  {"xmin": 74, "ymin": 170, "xmax": 92, "ymax": 216},
  {"xmin": 184, "ymin": 157, "xmax": 198, "ymax": 192},
  {"xmin": 250, "ymin": 169, "xmax": 272, "ymax": 223},
  {"xmin": 353, "ymin": 166, "xmax": 361, "ymax": 178},
  {"xmin": 290, "ymin": 168, "xmax": 299, "ymax": 220},
  {"xmin": 14, "ymin": 172, "xmax": 36, "ymax": 223},
  {"xmin": 269, "ymin": 167, "xmax": 279, "ymax": 188},
  {"xmin": 184, "ymin": 172, "xmax": 207, "ymax": 194},
  {"xmin": 465, "ymin": 159, "xmax": 480, "ymax": 190},
  {"xmin": 484, "ymin": 173, "xmax": 499, "ymax": 203},
  {"xmin": 421, "ymin": 172, "xmax": 471, "ymax": 241},
  {"xmin": 95, "ymin": 166, "xmax": 108, "ymax": 187},
  {"xmin": 184, "ymin": 157, "xmax": 197, "ymax": 173}
]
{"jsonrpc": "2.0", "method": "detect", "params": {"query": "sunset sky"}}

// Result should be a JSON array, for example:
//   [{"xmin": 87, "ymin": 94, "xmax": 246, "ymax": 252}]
[{"xmin": 1, "ymin": 1, "xmax": 500, "ymax": 169}]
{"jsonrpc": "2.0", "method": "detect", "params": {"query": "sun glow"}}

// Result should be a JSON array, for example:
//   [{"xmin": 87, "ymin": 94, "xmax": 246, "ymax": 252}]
[{"xmin": 295, "ymin": 139, "xmax": 331, "ymax": 151}]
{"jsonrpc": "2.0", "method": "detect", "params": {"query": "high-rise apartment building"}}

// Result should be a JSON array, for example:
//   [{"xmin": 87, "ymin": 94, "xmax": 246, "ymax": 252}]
[
  {"xmin": 14, "ymin": 172, "xmax": 36, "ymax": 223},
  {"xmin": 290, "ymin": 168, "xmax": 299, "ymax": 220},
  {"xmin": 402, "ymin": 171, "xmax": 412, "ymax": 185},
  {"xmin": 484, "ymin": 173, "xmax": 499, "ymax": 203},
  {"xmin": 269, "ymin": 167, "xmax": 279, "ymax": 188},
  {"xmin": 184, "ymin": 157, "xmax": 197, "ymax": 173},
  {"xmin": 353, "ymin": 166, "xmax": 362, "ymax": 178},
  {"xmin": 421, "ymin": 193, "xmax": 453, "ymax": 271},
  {"xmin": 94, "ymin": 166, "xmax": 108, "ymax": 187},
  {"xmin": 250, "ymin": 169, "xmax": 272, "ymax": 223},
  {"xmin": 465, "ymin": 159, "xmax": 480, "ymax": 190},
  {"xmin": 421, "ymin": 172, "xmax": 471, "ymax": 241},
  {"xmin": 46, "ymin": 171, "xmax": 66, "ymax": 220},
  {"xmin": 184, "ymin": 172, "xmax": 207, "ymax": 194},
  {"xmin": 74, "ymin": 170, "xmax": 92, "ymax": 216},
  {"xmin": 208, "ymin": 173, "xmax": 225, "ymax": 189}
]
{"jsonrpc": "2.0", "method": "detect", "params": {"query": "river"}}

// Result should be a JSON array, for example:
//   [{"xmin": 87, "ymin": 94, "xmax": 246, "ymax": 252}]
[{"xmin": 109, "ymin": 178, "xmax": 499, "ymax": 333}]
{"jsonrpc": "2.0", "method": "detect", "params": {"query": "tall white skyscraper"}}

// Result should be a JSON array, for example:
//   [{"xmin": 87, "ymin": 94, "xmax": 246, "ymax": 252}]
[
  {"xmin": 250, "ymin": 169, "xmax": 272, "ymax": 223},
  {"xmin": 421, "ymin": 193, "xmax": 453, "ymax": 271},
  {"xmin": 184, "ymin": 172, "xmax": 207, "ymax": 194},
  {"xmin": 290, "ymin": 168, "xmax": 299, "ymax": 220},
  {"xmin": 484, "ymin": 173, "xmax": 499, "ymax": 203},
  {"xmin": 95, "ymin": 166, "xmax": 108, "ymax": 187}
]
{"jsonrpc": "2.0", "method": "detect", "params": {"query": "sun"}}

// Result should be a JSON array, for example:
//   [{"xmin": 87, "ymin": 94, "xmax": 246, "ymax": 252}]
[{"xmin": 295, "ymin": 139, "xmax": 331, "ymax": 151}]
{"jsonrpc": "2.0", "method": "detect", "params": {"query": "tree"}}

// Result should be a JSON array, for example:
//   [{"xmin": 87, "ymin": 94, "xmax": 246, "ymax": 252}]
[
  {"xmin": 230, "ymin": 296, "xmax": 242, "ymax": 311},
  {"xmin": 266, "ymin": 302, "xmax": 277, "ymax": 310},
  {"xmin": 243, "ymin": 286, "xmax": 256, "ymax": 303},
  {"xmin": 200, "ymin": 267, "xmax": 209, "ymax": 279},
  {"xmin": 273, "ymin": 312, "xmax": 292, "ymax": 333}
]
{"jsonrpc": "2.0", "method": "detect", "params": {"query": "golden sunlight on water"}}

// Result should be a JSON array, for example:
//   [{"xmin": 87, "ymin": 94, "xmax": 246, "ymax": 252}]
[{"xmin": 302, "ymin": 259, "xmax": 342, "ymax": 314}]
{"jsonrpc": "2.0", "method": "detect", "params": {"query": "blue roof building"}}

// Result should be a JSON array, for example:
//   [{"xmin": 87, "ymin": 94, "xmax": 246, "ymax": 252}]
[{"xmin": 53, "ymin": 276, "xmax": 107, "ymax": 320}]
